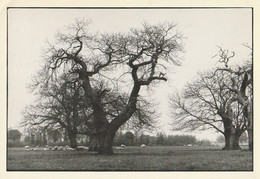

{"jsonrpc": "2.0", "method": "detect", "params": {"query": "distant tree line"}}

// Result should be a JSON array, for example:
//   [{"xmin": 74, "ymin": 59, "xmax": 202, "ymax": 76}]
[
  {"xmin": 8, "ymin": 128, "xmax": 213, "ymax": 148},
  {"xmin": 8, "ymin": 129, "xmax": 22, "ymax": 147},
  {"xmin": 114, "ymin": 132, "xmax": 200, "ymax": 146}
]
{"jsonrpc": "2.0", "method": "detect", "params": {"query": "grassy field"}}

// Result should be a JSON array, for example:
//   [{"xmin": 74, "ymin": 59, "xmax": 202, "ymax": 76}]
[{"xmin": 7, "ymin": 146, "xmax": 253, "ymax": 171}]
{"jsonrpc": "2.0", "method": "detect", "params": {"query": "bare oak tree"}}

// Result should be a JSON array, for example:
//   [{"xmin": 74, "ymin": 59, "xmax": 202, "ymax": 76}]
[
  {"xmin": 23, "ymin": 70, "xmax": 157, "ymax": 150},
  {"xmin": 170, "ymin": 70, "xmax": 247, "ymax": 150},
  {"xmin": 28, "ymin": 19, "xmax": 183, "ymax": 154},
  {"xmin": 213, "ymin": 47, "xmax": 252, "ymax": 151},
  {"xmin": 22, "ymin": 73, "xmax": 90, "ymax": 148}
]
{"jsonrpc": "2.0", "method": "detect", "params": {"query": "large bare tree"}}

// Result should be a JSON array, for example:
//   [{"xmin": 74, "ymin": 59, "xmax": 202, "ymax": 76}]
[
  {"xmin": 23, "ymin": 70, "xmax": 157, "ymax": 150},
  {"xmin": 170, "ymin": 70, "xmax": 248, "ymax": 150},
  {"xmin": 29, "ymin": 19, "xmax": 183, "ymax": 154},
  {"xmin": 213, "ymin": 47, "xmax": 253, "ymax": 151},
  {"xmin": 22, "ymin": 73, "xmax": 90, "ymax": 148}
]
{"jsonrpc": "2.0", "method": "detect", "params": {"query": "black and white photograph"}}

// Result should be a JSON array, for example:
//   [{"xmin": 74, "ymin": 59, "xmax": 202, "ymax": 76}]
[{"xmin": 6, "ymin": 7, "xmax": 253, "ymax": 172}]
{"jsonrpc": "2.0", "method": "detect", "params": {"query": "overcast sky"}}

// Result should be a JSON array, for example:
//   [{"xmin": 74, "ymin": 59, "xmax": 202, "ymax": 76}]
[{"xmin": 8, "ymin": 8, "xmax": 252, "ymax": 140}]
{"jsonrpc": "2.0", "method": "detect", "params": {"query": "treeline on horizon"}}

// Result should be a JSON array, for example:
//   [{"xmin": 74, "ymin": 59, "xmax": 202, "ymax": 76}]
[{"xmin": 8, "ymin": 129, "xmax": 214, "ymax": 148}]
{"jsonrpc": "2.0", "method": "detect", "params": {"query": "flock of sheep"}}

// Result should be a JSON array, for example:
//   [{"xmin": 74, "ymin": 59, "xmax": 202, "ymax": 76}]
[
  {"xmin": 24, "ymin": 144, "xmax": 147, "ymax": 151},
  {"xmin": 24, "ymin": 145, "xmax": 88, "ymax": 151}
]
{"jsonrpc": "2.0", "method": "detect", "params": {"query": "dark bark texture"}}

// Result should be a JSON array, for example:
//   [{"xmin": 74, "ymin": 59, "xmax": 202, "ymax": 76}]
[
  {"xmin": 68, "ymin": 132, "xmax": 77, "ymax": 148},
  {"xmin": 247, "ymin": 128, "xmax": 253, "ymax": 151},
  {"xmin": 230, "ymin": 133, "xmax": 241, "ymax": 150}
]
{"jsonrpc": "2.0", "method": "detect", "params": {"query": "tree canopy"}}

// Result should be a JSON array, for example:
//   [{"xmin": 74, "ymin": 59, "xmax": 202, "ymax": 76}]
[
  {"xmin": 8, "ymin": 129, "xmax": 22, "ymax": 142},
  {"xmin": 22, "ymin": 19, "xmax": 184, "ymax": 154}
]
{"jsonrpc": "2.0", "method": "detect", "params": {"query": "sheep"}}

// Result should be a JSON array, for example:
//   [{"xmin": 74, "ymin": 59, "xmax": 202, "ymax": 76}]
[
  {"xmin": 24, "ymin": 146, "xmax": 30, "ymax": 150},
  {"xmin": 42, "ymin": 145, "xmax": 50, "ymax": 150},
  {"xmin": 66, "ymin": 147, "xmax": 75, "ymax": 151},
  {"xmin": 64, "ymin": 145, "xmax": 69, "ymax": 150},
  {"xmin": 58, "ymin": 146, "xmax": 65, "ymax": 151},
  {"xmin": 30, "ymin": 146, "xmax": 40, "ymax": 151},
  {"xmin": 141, "ymin": 144, "xmax": 146, "ymax": 148},
  {"xmin": 116, "ymin": 144, "xmax": 126, "ymax": 150},
  {"xmin": 76, "ymin": 146, "xmax": 89, "ymax": 150},
  {"xmin": 64, "ymin": 145, "xmax": 72, "ymax": 151},
  {"xmin": 52, "ymin": 146, "xmax": 59, "ymax": 151},
  {"xmin": 83, "ymin": 146, "xmax": 89, "ymax": 150}
]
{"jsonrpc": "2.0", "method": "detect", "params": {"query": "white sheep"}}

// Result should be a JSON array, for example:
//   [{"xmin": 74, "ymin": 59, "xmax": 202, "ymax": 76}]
[
  {"xmin": 52, "ymin": 146, "xmax": 59, "ymax": 151},
  {"xmin": 42, "ymin": 145, "xmax": 49, "ymax": 150},
  {"xmin": 66, "ymin": 147, "xmax": 75, "ymax": 151},
  {"xmin": 77, "ymin": 146, "xmax": 89, "ymax": 150},
  {"xmin": 24, "ymin": 146, "xmax": 30, "ymax": 150},
  {"xmin": 141, "ymin": 144, "xmax": 146, "ymax": 148},
  {"xmin": 116, "ymin": 144, "xmax": 126, "ymax": 150},
  {"xmin": 83, "ymin": 146, "xmax": 89, "ymax": 150},
  {"xmin": 58, "ymin": 146, "xmax": 65, "ymax": 150}
]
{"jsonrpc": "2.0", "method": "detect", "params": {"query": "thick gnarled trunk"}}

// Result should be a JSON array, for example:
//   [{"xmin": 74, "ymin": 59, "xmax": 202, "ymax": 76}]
[
  {"xmin": 223, "ymin": 133, "xmax": 231, "ymax": 150},
  {"xmin": 68, "ymin": 132, "xmax": 77, "ymax": 148},
  {"xmin": 247, "ymin": 103, "xmax": 253, "ymax": 151},
  {"xmin": 81, "ymin": 68, "xmax": 141, "ymax": 155},
  {"xmin": 247, "ymin": 128, "xmax": 253, "ymax": 151},
  {"xmin": 222, "ymin": 118, "xmax": 242, "ymax": 150},
  {"xmin": 222, "ymin": 120, "xmax": 232, "ymax": 150},
  {"xmin": 231, "ymin": 133, "xmax": 241, "ymax": 150},
  {"xmin": 223, "ymin": 133, "xmax": 241, "ymax": 150},
  {"xmin": 88, "ymin": 130, "xmax": 116, "ymax": 154},
  {"xmin": 97, "ymin": 132, "xmax": 115, "ymax": 154}
]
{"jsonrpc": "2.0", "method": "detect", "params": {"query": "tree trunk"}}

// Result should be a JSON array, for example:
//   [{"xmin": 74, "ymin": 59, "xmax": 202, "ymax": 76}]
[
  {"xmin": 98, "ymin": 134, "xmax": 114, "ymax": 154},
  {"xmin": 247, "ymin": 128, "xmax": 253, "ymax": 151},
  {"xmin": 223, "ymin": 133, "xmax": 231, "ymax": 150},
  {"xmin": 222, "ymin": 120, "xmax": 232, "ymax": 150},
  {"xmin": 247, "ymin": 103, "xmax": 253, "ymax": 151},
  {"xmin": 42, "ymin": 132, "xmax": 47, "ymax": 145},
  {"xmin": 68, "ymin": 132, "xmax": 77, "ymax": 148},
  {"xmin": 231, "ymin": 133, "xmax": 241, "ymax": 150},
  {"xmin": 89, "ymin": 135, "xmax": 99, "ymax": 152},
  {"xmin": 97, "ymin": 129, "xmax": 116, "ymax": 155}
]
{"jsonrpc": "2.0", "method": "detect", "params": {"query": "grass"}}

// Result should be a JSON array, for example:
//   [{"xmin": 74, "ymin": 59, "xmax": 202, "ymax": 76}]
[{"xmin": 7, "ymin": 146, "xmax": 253, "ymax": 171}]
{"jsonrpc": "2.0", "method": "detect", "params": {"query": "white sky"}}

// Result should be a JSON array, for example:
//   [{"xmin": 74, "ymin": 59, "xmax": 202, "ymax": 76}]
[{"xmin": 8, "ymin": 8, "xmax": 252, "ymax": 141}]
